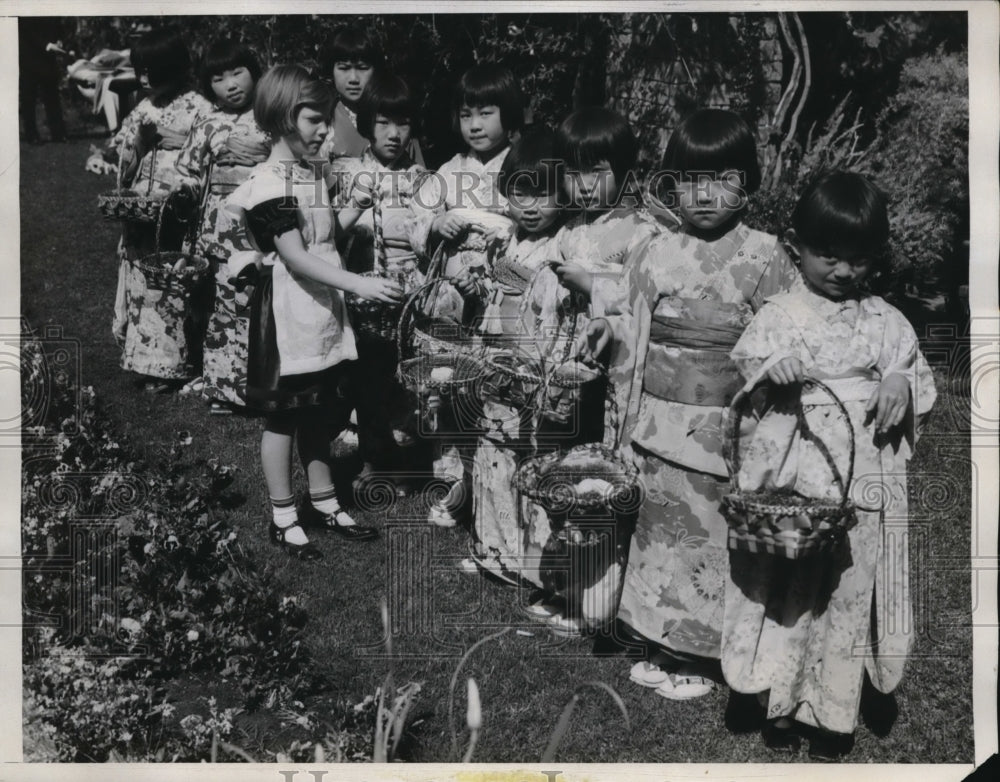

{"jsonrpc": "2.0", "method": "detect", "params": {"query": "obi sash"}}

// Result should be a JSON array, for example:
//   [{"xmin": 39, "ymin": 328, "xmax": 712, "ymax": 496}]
[{"xmin": 641, "ymin": 314, "xmax": 744, "ymax": 406}]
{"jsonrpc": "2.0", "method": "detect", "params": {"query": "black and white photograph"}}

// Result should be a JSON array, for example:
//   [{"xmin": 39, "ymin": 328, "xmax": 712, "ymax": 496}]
[{"xmin": 6, "ymin": 0, "xmax": 998, "ymax": 776}]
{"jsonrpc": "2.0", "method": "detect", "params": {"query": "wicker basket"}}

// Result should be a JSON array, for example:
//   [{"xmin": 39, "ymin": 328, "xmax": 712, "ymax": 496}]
[
  {"xmin": 345, "ymin": 272, "xmax": 405, "ymax": 343},
  {"xmin": 490, "ymin": 255, "xmax": 536, "ymax": 294},
  {"xmin": 397, "ymin": 351, "xmax": 486, "ymax": 435},
  {"xmin": 98, "ymin": 138, "xmax": 165, "ymax": 223},
  {"xmin": 132, "ymin": 205, "xmax": 210, "ymax": 295},
  {"xmin": 515, "ymin": 442, "xmax": 641, "ymax": 519},
  {"xmin": 721, "ymin": 378, "xmax": 858, "ymax": 560},
  {"xmin": 481, "ymin": 352, "xmax": 545, "ymax": 409},
  {"xmin": 396, "ymin": 248, "xmax": 478, "ymax": 360},
  {"xmin": 343, "ymin": 186, "xmax": 406, "ymax": 343}
]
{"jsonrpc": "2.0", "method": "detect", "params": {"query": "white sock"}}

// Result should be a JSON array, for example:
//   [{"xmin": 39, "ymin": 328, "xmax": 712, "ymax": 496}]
[
  {"xmin": 272, "ymin": 497, "xmax": 309, "ymax": 545},
  {"xmin": 310, "ymin": 485, "xmax": 355, "ymax": 525}
]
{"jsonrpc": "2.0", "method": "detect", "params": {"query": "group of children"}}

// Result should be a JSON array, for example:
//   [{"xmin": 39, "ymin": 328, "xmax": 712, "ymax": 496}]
[{"xmin": 92, "ymin": 23, "xmax": 936, "ymax": 761}]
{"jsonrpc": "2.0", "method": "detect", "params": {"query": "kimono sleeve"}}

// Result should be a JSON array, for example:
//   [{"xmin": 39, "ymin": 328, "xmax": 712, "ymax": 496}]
[
  {"xmin": 730, "ymin": 301, "xmax": 806, "ymax": 387},
  {"xmin": 405, "ymin": 168, "xmax": 446, "ymax": 257},
  {"xmin": 748, "ymin": 241, "xmax": 799, "ymax": 312},
  {"xmin": 326, "ymin": 156, "xmax": 365, "ymax": 209},
  {"xmin": 603, "ymin": 234, "xmax": 673, "ymax": 344},
  {"xmin": 590, "ymin": 216, "xmax": 660, "ymax": 318},
  {"xmin": 877, "ymin": 301, "xmax": 937, "ymax": 438},
  {"xmin": 173, "ymin": 115, "xmax": 214, "ymax": 193}
]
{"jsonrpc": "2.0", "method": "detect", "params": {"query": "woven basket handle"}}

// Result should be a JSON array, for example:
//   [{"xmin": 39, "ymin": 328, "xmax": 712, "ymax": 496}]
[
  {"xmin": 727, "ymin": 377, "xmax": 855, "ymax": 506},
  {"xmin": 395, "ymin": 276, "xmax": 447, "ymax": 362},
  {"xmin": 372, "ymin": 176, "xmax": 387, "ymax": 276}
]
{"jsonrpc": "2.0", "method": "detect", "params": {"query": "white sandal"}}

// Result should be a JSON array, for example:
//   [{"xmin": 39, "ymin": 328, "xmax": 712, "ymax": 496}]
[
  {"xmin": 629, "ymin": 660, "xmax": 670, "ymax": 688},
  {"xmin": 655, "ymin": 671, "xmax": 715, "ymax": 701}
]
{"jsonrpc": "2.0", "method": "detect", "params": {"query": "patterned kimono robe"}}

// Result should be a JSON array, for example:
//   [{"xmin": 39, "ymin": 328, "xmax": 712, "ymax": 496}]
[
  {"xmin": 327, "ymin": 148, "xmax": 428, "ymax": 292},
  {"xmin": 175, "ymin": 106, "xmax": 270, "ymax": 405},
  {"xmin": 606, "ymin": 221, "xmax": 797, "ymax": 658},
  {"xmin": 112, "ymin": 90, "xmax": 213, "ymax": 378},
  {"xmin": 471, "ymin": 226, "xmax": 562, "ymax": 584},
  {"xmin": 721, "ymin": 280, "xmax": 936, "ymax": 735}
]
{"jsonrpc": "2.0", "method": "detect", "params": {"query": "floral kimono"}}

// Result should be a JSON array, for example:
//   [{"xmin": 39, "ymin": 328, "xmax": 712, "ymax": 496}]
[
  {"xmin": 175, "ymin": 106, "xmax": 270, "ymax": 405},
  {"xmin": 606, "ymin": 221, "xmax": 797, "ymax": 659},
  {"xmin": 721, "ymin": 280, "xmax": 936, "ymax": 735},
  {"xmin": 471, "ymin": 226, "xmax": 563, "ymax": 584},
  {"xmin": 113, "ymin": 90, "xmax": 214, "ymax": 378},
  {"xmin": 328, "ymin": 148, "xmax": 428, "ymax": 292}
]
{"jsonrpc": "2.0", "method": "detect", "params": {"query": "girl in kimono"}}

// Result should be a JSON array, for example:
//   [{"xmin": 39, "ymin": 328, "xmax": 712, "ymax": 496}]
[
  {"xmin": 328, "ymin": 73, "xmax": 427, "ymax": 497},
  {"xmin": 468, "ymin": 126, "xmax": 566, "ymax": 584},
  {"xmin": 722, "ymin": 171, "xmax": 935, "ymax": 759},
  {"xmin": 105, "ymin": 28, "xmax": 213, "ymax": 388},
  {"xmin": 550, "ymin": 107, "xmax": 662, "ymax": 323},
  {"xmin": 523, "ymin": 107, "xmax": 661, "ymax": 637},
  {"xmin": 174, "ymin": 38, "xmax": 268, "ymax": 413},
  {"xmin": 318, "ymin": 25, "xmax": 424, "ymax": 165},
  {"xmin": 226, "ymin": 66, "xmax": 400, "ymax": 560},
  {"xmin": 584, "ymin": 109, "xmax": 797, "ymax": 694},
  {"xmin": 407, "ymin": 64, "xmax": 522, "ymax": 529}
]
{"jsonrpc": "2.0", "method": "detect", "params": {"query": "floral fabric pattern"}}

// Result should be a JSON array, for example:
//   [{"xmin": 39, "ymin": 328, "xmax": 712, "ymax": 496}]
[
  {"xmin": 114, "ymin": 91, "xmax": 213, "ymax": 377},
  {"xmin": 721, "ymin": 280, "xmax": 936, "ymax": 734},
  {"xmin": 608, "ymin": 222, "xmax": 797, "ymax": 659},
  {"xmin": 175, "ymin": 107, "xmax": 270, "ymax": 405}
]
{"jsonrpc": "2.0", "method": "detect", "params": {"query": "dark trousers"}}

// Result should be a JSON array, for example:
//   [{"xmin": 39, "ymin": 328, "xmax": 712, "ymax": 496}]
[{"xmin": 21, "ymin": 66, "xmax": 66, "ymax": 141}]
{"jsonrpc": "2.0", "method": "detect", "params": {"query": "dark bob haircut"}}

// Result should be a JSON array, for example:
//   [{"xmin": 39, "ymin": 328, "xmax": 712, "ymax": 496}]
[
  {"xmin": 554, "ymin": 107, "xmax": 637, "ymax": 185},
  {"xmin": 792, "ymin": 170, "xmax": 890, "ymax": 263},
  {"xmin": 356, "ymin": 73, "xmax": 418, "ymax": 141},
  {"xmin": 498, "ymin": 125, "xmax": 561, "ymax": 198},
  {"xmin": 320, "ymin": 25, "xmax": 385, "ymax": 72},
  {"xmin": 199, "ymin": 38, "xmax": 262, "ymax": 99},
  {"xmin": 254, "ymin": 64, "xmax": 334, "ymax": 139},
  {"xmin": 452, "ymin": 64, "xmax": 525, "ymax": 135},
  {"xmin": 131, "ymin": 27, "xmax": 191, "ymax": 94},
  {"xmin": 660, "ymin": 108, "xmax": 761, "ymax": 194}
]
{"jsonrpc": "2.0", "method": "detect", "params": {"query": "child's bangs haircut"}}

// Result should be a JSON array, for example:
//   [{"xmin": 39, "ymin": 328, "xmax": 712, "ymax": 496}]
[
  {"xmin": 132, "ymin": 27, "xmax": 191, "ymax": 90},
  {"xmin": 254, "ymin": 65, "xmax": 334, "ymax": 138},
  {"xmin": 555, "ymin": 107, "xmax": 637, "ymax": 184},
  {"xmin": 321, "ymin": 25, "xmax": 385, "ymax": 70},
  {"xmin": 356, "ymin": 73, "xmax": 418, "ymax": 140},
  {"xmin": 498, "ymin": 125, "xmax": 561, "ymax": 198},
  {"xmin": 199, "ymin": 38, "xmax": 261, "ymax": 98},
  {"xmin": 660, "ymin": 108, "xmax": 761, "ymax": 194},
  {"xmin": 792, "ymin": 170, "xmax": 890, "ymax": 262},
  {"xmin": 453, "ymin": 64, "xmax": 525, "ymax": 134}
]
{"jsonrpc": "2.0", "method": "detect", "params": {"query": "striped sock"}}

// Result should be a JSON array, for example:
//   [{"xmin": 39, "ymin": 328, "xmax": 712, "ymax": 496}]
[
  {"xmin": 310, "ymin": 484, "xmax": 355, "ymax": 525},
  {"xmin": 271, "ymin": 495, "xmax": 308, "ymax": 545}
]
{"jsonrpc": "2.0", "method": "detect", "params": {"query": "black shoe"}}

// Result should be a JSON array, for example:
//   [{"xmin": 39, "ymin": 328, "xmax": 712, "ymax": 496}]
[
  {"xmin": 763, "ymin": 720, "xmax": 801, "ymax": 753},
  {"xmin": 269, "ymin": 521, "xmax": 323, "ymax": 561},
  {"xmin": 301, "ymin": 502, "xmax": 378, "ymax": 541},
  {"xmin": 808, "ymin": 730, "xmax": 852, "ymax": 761}
]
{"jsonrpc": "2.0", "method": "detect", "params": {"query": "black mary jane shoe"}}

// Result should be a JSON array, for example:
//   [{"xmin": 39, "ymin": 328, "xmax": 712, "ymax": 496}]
[
  {"xmin": 763, "ymin": 719, "xmax": 801, "ymax": 753},
  {"xmin": 808, "ymin": 730, "xmax": 853, "ymax": 762},
  {"xmin": 269, "ymin": 522, "xmax": 323, "ymax": 561},
  {"xmin": 301, "ymin": 503, "xmax": 378, "ymax": 542}
]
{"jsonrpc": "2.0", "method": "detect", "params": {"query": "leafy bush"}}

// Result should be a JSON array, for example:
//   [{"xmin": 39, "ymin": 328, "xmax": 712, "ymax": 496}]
[
  {"xmin": 857, "ymin": 48, "xmax": 969, "ymax": 293},
  {"xmin": 20, "ymin": 326, "xmax": 358, "ymax": 761}
]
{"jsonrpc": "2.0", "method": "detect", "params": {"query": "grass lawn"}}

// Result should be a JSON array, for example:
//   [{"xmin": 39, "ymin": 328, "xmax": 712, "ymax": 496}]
[{"xmin": 19, "ymin": 134, "xmax": 975, "ymax": 763}]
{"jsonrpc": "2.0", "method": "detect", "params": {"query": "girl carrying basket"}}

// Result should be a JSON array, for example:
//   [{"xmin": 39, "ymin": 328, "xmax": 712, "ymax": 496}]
[{"xmin": 721, "ymin": 171, "xmax": 936, "ymax": 759}]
